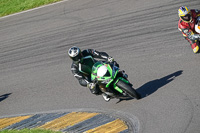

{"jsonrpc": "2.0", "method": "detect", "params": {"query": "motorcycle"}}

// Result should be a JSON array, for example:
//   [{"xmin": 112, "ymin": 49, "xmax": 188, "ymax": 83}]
[
  {"xmin": 91, "ymin": 61, "xmax": 141, "ymax": 100},
  {"xmin": 192, "ymin": 16, "xmax": 200, "ymax": 53}
]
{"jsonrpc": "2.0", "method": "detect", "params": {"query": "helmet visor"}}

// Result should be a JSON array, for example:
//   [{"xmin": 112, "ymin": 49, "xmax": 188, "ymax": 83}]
[
  {"xmin": 181, "ymin": 14, "xmax": 191, "ymax": 22},
  {"xmin": 71, "ymin": 52, "xmax": 82, "ymax": 61}
]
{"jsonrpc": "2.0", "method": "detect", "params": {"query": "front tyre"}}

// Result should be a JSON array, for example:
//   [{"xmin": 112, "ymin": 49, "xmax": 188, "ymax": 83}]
[{"xmin": 116, "ymin": 80, "xmax": 141, "ymax": 99}]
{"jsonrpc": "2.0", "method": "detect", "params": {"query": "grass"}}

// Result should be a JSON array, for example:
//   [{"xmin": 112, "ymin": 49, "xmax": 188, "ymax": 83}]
[
  {"xmin": 0, "ymin": 0, "xmax": 62, "ymax": 17},
  {"xmin": 0, "ymin": 129, "xmax": 62, "ymax": 133}
]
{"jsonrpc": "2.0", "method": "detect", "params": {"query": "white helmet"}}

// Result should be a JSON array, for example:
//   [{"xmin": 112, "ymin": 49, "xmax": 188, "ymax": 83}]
[
  {"xmin": 68, "ymin": 46, "xmax": 82, "ymax": 61},
  {"xmin": 195, "ymin": 17, "xmax": 200, "ymax": 34}
]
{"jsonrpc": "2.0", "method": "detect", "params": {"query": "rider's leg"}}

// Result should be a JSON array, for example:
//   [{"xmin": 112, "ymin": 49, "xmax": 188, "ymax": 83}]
[{"xmin": 185, "ymin": 37, "xmax": 199, "ymax": 53}]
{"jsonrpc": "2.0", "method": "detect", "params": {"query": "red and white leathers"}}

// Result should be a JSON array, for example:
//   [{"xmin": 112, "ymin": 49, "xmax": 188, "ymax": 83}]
[{"xmin": 178, "ymin": 9, "xmax": 200, "ymax": 53}]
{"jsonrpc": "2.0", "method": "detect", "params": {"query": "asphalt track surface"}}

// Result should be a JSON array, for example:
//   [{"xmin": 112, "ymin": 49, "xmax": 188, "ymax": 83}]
[{"xmin": 1, "ymin": 0, "xmax": 200, "ymax": 133}]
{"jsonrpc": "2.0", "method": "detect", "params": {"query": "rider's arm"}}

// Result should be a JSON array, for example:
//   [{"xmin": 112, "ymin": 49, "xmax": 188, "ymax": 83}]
[
  {"xmin": 86, "ymin": 49, "xmax": 110, "ymax": 60},
  {"xmin": 71, "ymin": 63, "xmax": 89, "ymax": 87}
]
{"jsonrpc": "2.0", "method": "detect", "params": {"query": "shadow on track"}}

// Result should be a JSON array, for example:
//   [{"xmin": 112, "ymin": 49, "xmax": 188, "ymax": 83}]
[
  {"xmin": 0, "ymin": 93, "xmax": 12, "ymax": 102},
  {"xmin": 115, "ymin": 70, "xmax": 183, "ymax": 103},
  {"xmin": 137, "ymin": 70, "xmax": 183, "ymax": 99}
]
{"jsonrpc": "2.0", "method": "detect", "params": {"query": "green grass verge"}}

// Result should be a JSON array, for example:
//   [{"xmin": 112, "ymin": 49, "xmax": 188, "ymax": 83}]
[
  {"xmin": 0, "ymin": 0, "xmax": 62, "ymax": 17},
  {"xmin": 0, "ymin": 129, "xmax": 62, "ymax": 133}
]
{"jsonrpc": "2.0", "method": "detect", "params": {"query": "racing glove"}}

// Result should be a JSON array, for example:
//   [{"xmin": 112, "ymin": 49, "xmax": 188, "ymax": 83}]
[
  {"xmin": 108, "ymin": 56, "xmax": 114, "ymax": 63},
  {"xmin": 87, "ymin": 83, "xmax": 96, "ymax": 90}
]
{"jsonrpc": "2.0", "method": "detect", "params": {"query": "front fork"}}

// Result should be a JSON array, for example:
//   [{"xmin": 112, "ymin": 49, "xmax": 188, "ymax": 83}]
[{"xmin": 113, "ymin": 77, "xmax": 129, "ymax": 94}]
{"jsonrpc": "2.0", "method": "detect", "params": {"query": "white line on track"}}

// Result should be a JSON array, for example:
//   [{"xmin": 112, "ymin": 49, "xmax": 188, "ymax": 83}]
[{"xmin": 0, "ymin": 0, "xmax": 69, "ymax": 20}]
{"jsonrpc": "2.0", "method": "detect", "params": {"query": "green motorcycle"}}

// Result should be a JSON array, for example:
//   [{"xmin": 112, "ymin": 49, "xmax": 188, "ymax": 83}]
[{"xmin": 91, "ymin": 61, "xmax": 141, "ymax": 100}]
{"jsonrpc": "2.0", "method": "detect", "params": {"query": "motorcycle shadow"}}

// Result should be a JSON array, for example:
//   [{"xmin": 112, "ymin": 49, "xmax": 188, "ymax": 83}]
[
  {"xmin": 0, "ymin": 93, "xmax": 12, "ymax": 102},
  {"xmin": 116, "ymin": 97, "xmax": 133, "ymax": 103},
  {"xmin": 136, "ymin": 70, "xmax": 183, "ymax": 99}
]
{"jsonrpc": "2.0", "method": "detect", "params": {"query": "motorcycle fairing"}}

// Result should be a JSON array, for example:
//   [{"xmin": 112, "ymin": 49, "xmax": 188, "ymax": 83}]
[{"xmin": 79, "ymin": 56, "xmax": 95, "ymax": 75}]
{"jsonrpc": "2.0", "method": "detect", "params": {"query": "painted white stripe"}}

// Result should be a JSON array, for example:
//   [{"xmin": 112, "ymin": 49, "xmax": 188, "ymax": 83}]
[{"xmin": 0, "ymin": 0, "xmax": 69, "ymax": 20}]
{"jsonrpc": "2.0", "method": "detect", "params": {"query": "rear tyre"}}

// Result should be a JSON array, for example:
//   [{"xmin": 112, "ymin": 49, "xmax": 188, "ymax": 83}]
[{"xmin": 116, "ymin": 80, "xmax": 141, "ymax": 99}]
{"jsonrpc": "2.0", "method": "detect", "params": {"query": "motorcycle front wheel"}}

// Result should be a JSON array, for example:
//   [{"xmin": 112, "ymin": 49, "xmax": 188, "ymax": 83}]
[{"xmin": 116, "ymin": 80, "xmax": 141, "ymax": 99}]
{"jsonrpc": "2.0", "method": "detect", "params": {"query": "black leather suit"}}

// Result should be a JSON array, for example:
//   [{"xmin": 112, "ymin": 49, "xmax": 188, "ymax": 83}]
[{"xmin": 70, "ymin": 49, "xmax": 111, "ymax": 94}]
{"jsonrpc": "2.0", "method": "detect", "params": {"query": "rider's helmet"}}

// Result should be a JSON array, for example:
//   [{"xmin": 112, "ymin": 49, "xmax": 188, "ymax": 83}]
[
  {"xmin": 178, "ymin": 6, "xmax": 192, "ymax": 22},
  {"xmin": 68, "ymin": 46, "xmax": 82, "ymax": 61}
]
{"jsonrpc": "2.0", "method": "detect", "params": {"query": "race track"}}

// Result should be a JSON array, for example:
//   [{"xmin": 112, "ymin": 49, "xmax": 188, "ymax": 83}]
[{"xmin": 1, "ymin": 0, "xmax": 200, "ymax": 132}]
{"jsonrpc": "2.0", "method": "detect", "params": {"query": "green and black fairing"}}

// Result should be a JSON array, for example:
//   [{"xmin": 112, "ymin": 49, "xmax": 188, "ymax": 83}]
[
  {"xmin": 78, "ymin": 56, "xmax": 95, "ymax": 75},
  {"xmin": 91, "ymin": 61, "xmax": 141, "ymax": 99},
  {"xmin": 91, "ymin": 61, "xmax": 113, "ymax": 83},
  {"xmin": 91, "ymin": 61, "xmax": 130, "ymax": 94}
]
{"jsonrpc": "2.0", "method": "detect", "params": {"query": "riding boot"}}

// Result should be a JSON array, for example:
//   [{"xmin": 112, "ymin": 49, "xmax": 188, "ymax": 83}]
[{"xmin": 102, "ymin": 93, "xmax": 111, "ymax": 102}]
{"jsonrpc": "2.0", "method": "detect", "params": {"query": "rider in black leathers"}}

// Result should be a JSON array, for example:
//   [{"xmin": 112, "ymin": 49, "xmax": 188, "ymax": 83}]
[{"xmin": 68, "ymin": 46, "xmax": 127, "ymax": 101}]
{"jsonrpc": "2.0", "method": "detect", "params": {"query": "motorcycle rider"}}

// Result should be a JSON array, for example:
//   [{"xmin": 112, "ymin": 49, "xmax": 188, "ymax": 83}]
[
  {"xmin": 68, "ymin": 46, "xmax": 128, "ymax": 102},
  {"xmin": 178, "ymin": 6, "xmax": 200, "ymax": 53}
]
